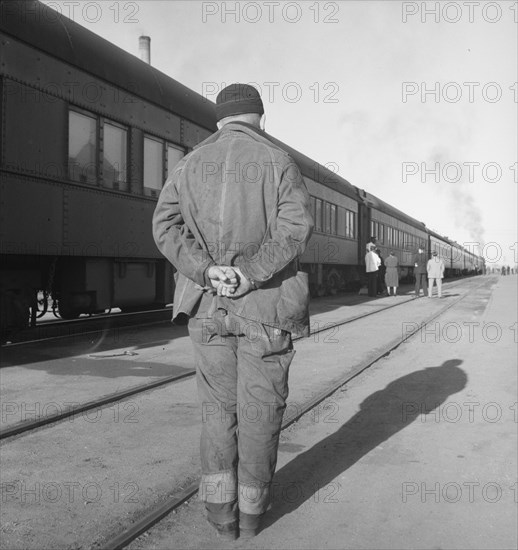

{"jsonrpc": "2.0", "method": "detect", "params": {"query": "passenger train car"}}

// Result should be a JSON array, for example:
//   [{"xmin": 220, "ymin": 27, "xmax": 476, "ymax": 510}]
[{"xmin": 0, "ymin": 0, "xmax": 484, "ymax": 334}]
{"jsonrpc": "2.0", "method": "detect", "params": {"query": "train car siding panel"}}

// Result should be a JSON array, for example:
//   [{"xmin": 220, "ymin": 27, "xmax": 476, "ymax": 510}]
[
  {"xmin": 0, "ymin": 174, "xmax": 64, "ymax": 252},
  {"xmin": 65, "ymin": 188, "xmax": 158, "ymax": 260},
  {"xmin": 303, "ymin": 177, "xmax": 358, "ymax": 213},
  {"xmin": 2, "ymin": 80, "xmax": 67, "ymax": 176}
]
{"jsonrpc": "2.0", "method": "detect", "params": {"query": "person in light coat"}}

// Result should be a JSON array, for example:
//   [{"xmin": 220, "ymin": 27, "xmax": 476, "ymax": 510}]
[
  {"xmin": 427, "ymin": 251, "xmax": 445, "ymax": 297},
  {"xmin": 365, "ymin": 244, "xmax": 381, "ymax": 297}
]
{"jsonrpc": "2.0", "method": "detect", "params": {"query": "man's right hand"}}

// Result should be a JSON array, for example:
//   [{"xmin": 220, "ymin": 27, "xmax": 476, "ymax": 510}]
[
  {"xmin": 226, "ymin": 267, "xmax": 253, "ymax": 298},
  {"xmin": 206, "ymin": 266, "xmax": 238, "ymax": 296},
  {"xmin": 206, "ymin": 266, "xmax": 254, "ymax": 298}
]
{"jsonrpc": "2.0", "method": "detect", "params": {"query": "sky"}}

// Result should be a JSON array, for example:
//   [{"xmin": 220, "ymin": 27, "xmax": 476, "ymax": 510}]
[{"xmin": 42, "ymin": 0, "xmax": 518, "ymax": 267}]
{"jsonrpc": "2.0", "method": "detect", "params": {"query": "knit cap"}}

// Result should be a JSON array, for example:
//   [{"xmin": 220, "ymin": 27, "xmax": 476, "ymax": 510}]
[{"xmin": 215, "ymin": 84, "xmax": 264, "ymax": 121}]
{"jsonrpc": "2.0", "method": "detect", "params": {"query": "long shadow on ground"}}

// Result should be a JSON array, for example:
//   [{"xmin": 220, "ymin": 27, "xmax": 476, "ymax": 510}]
[{"xmin": 265, "ymin": 359, "xmax": 467, "ymax": 527}]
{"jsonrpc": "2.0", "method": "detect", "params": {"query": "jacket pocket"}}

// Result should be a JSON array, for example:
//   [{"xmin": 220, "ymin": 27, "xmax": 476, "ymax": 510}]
[{"xmin": 277, "ymin": 271, "xmax": 310, "ymax": 328}]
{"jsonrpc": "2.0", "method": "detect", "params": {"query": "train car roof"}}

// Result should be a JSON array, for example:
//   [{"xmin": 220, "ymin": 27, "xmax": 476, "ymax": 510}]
[
  {"xmin": 0, "ymin": 0, "xmax": 218, "ymax": 131},
  {"xmin": 357, "ymin": 189, "xmax": 427, "ymax": 231},
  {"xmin": 427, "ymin": 228, "xmax": 459, "ymax": 246},
  {"xmin": 429, "ymin": 229, "xmax": 483, "ymax": 259},
  {"xmin": 259, "ymin": 131, "xmax": 359, "ymax": 201}
]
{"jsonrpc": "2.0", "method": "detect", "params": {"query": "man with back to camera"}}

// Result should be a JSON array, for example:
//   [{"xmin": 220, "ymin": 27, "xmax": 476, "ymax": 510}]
[
  {"xmin": 152, "ymin": 84, "xmax": 314, "ymax": 540},
  {"xmin": 413, "ymin": 246, "xmax": 428, "ymax": 297}
]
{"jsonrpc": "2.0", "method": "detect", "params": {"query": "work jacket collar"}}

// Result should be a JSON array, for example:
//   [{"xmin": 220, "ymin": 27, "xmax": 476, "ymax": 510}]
[{"xmin": 195, "ymin": 122, "xmax": 283, "ymax": 152}]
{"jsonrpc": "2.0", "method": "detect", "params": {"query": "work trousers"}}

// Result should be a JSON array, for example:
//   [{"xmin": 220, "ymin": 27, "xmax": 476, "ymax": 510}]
[
  {"xmin": 188, "ymin": 310, "xmax": 294, "ymax": 524},
  {"xmin": 428, "ymin": 277, "xmax": 442, "ymax": 297},
  {"xmin": 415, "ymin": 273, "xmax": 428, "ymax": 296},
  {"xmin": 367, "ymin": 271, "xmax": 378, "ymax": 297}
]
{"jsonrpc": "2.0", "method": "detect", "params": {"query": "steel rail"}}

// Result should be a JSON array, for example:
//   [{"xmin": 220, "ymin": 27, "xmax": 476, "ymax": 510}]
[{"xmin": 1, "ymin": 308, "xmax": 174, "ymax": 347}]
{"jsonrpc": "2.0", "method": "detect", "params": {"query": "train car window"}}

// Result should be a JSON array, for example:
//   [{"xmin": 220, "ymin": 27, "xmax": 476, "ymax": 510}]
[
  {"xmin": 324, "ymin": 202, "xmax": 331, "ymax": 233},
  {"xmin": 144, "ymin": 136, "xmax": 164, "ymax": 196},
  {"xmin": 315, "ymin": 198, "xmax": 323, "ymax": 232},
  {"xmin": 337, "ymin": 206, "xmax": 346, "ymax": 237},
  {"xmin": 103, "ymin": 122, "xmax": 128, "ymax": 191},
  {"xmin": 351, "ymin": 212, "xmax": 357, "ymax": 239},
  {"xmin": 346, "ymin": 211, "xmax": 353, "ymax": 239},
  {"xmin": 371, "ymin": 221, "xmax": 384, "ymax": 243},
  {"xmin": 69, "ymin": 110, "xmax": 97, "ymax": 184},
  {"xmin": 166, "ymin": 144, "xmax": 185, "ymax": 178},
  {"xmin": 329, "ymin": 204, "xmax": 337, "ymax": 235}
]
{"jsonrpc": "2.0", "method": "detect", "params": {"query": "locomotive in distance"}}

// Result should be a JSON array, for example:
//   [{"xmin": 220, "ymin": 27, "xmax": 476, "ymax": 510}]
[{"xmin": 0, "ymin": 0, "xmax": 484, "ymax": 334}]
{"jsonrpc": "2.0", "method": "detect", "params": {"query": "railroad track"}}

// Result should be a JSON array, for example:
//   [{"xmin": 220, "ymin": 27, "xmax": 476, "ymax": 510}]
[
  {"xmin": 1, "ymin": 308, "xmax": 174, "ymax": 347},
  {"xmin": 98, "ymin": 276, "xmax": 489, "ymax": 550},
  {"xmin": 0, "ymin": 278, "xmax": 478, "ymax": 441}
]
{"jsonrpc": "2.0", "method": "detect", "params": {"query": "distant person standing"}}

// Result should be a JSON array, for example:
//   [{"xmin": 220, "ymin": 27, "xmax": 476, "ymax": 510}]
[
  {"xmin": 365, "ymin": 244, "xmax": 381, "ymax": 297},
  {"xmin": 427, "ymin": 251, "xmax": 445, "ymax": 298},
  {"xmin": 366, "ymin": 236, "xmax": 377, "ymax": 251},
  {"xmin": 384, "ymin": 251, "xmax": 399, "ymax": 296},
  {"xmin": 376, "ymin": 249, "xmax": 385, "ymax": 295},
  {"xmin": 413, "ymin": 247, "xmax": 428, "ymax": 297}
]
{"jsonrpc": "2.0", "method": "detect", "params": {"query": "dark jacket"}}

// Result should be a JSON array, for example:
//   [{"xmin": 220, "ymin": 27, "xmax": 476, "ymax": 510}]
[
  {"xmin": 413, "ymin": 251, "xmax": 428, "ymax": 274},
  {"xmin": 152, "ymin": 122, "xmax": 314, "ymax": 336}
]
